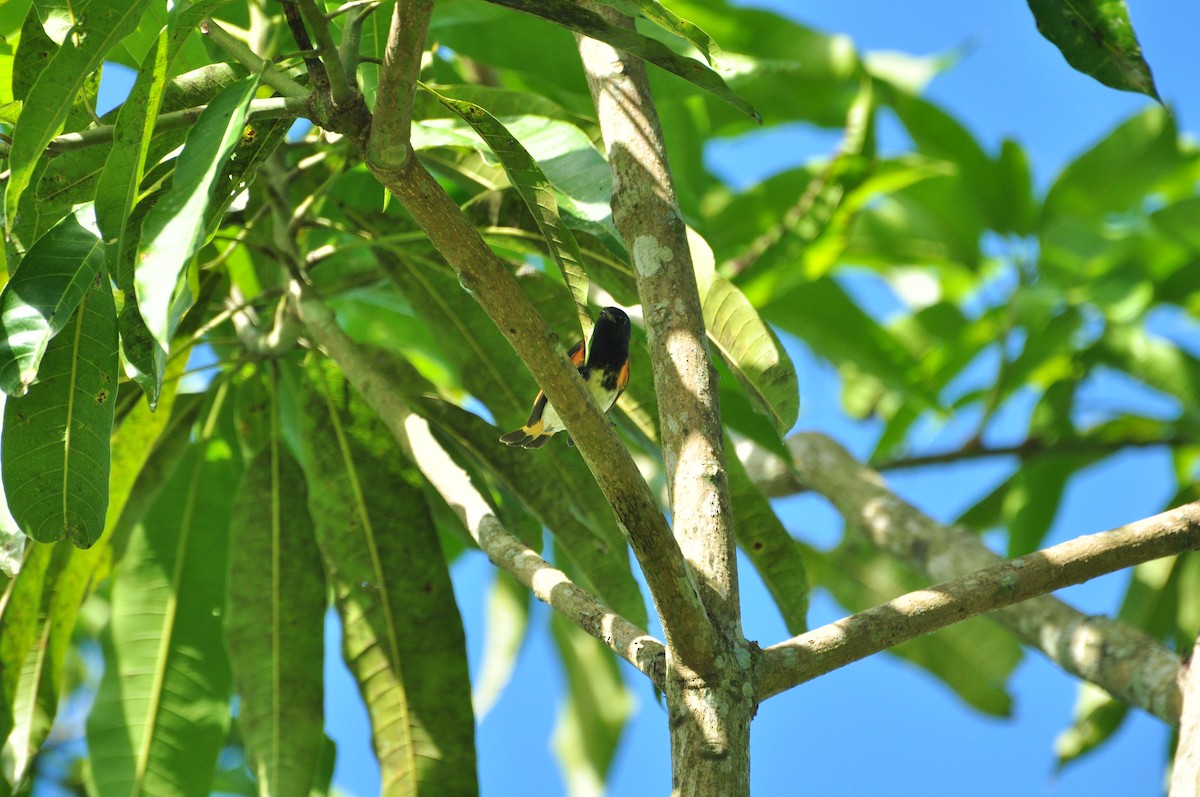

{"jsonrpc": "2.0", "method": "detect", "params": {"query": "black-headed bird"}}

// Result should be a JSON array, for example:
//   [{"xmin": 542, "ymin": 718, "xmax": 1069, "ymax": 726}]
[{"xmin": 499, "ymin": 306, "xmax": 631, "ymax": 449}]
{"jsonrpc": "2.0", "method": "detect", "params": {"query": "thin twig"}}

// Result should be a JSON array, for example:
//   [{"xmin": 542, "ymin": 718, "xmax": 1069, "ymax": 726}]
[
  {"xmin": 296, "ymin": 0, "xmax": 355, "ymax": 105},
  {"xmin": 760, "ymin": 500, "xmax": 1200, "ymax": 701},
  {"xmin": 201, "ymin": 19, "xmax": 310, "ymax": 99},
  {"xmin": 40, "ymin": 98, "xmax": 306, "ymax": 156}
]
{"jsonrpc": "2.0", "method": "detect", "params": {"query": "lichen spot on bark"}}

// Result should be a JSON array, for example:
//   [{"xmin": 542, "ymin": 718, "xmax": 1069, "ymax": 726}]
[{"xmin": 633, "ymin": 235, "xmax": 672, "ymax": 278}]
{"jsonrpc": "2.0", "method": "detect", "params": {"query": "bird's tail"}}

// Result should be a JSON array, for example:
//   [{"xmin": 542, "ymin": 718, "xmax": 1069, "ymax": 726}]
[{"xmin": 499, "ymin": 425, "xmax": 553, "ymax": 449}]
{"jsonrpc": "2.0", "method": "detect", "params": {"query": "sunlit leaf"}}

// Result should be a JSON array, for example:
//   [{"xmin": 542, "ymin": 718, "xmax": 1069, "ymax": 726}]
[
  {"xmin": 427, "ymin": 87, "xmax": 593, "ymax": 339},
  {"xmin": 87, "ymin": 434, "xmax": 238, "ymax": 797},
  {"xmin": 2, "ymin": 262, "xmax": 118, "ymax": 547},
  {"xmin": 0, "ymin": 211, "xmax": 106, "ymax": 396},
  {"xmin": 134, "ymin": 75, "xmax": 260, "ymax": 351},
  {"xmin": 3, "ymin": 0, "xmax": 157, "ymax": 225}
]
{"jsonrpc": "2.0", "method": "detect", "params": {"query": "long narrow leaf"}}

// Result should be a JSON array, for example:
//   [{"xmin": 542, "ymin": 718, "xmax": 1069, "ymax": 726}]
[
  {"xmin": 550, "ymin": 613, "xmax": 632, "ymax": 797},
  {"xmin": 227, "ymin": 425, "xmax": 326, "ymax": 797},
  {"xmin": 726, "ymin": 444, "xmax": 808, "ymax": 634},
  {"xmin": 691, "ymin": 229, "xmax": 800, "ymax": 433},
  {"xmin": 428, "ymin": 86, "xmax": 593, "ymax": 341},
  {"xmin": 86, "ymin": 434, "xmax": 238, "ymax": 797},
  {"xmin": 591, "ymin": 0, "xmax": 724, "ymax": 65},
  {"xmin": 2, "ymin": 261, "xmax": 119, "ymax": 547},
  {"xmin": 294, "ymin": 365, "xmax": 477, "ymax": 797},
  {"xmin": 3, "ymin": 0, "xmax": 157, "ymax": 226},
  {"xmin": 134, "ymin": 75, "xmax": 260, "ymax": 350}
]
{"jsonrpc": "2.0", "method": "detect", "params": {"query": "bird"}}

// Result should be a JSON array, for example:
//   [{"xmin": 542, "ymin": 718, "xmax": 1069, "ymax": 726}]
[{"xmin": 499, "ymin": 306, "xmax": 631, "ymax": 449}]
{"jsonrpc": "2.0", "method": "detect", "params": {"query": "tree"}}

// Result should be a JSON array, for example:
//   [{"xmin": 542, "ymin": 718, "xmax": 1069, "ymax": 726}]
[{"xmin": 0, "ymin": 0, "xmax": 1196, "ymax": 795}]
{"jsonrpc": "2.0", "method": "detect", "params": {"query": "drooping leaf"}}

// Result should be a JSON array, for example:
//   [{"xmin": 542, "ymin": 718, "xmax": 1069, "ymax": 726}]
[
  {"xmin": 1026, "ymin": 0, "xmax": 1159, "ymax": 99},
  {"xmin": 591, "ymin": 0, "xmax": 724, "ymax": 65},
  {"xmin": 0, "ymin": 211, "xmax": 107, "ymax": 396},
  {"xmin": 2, "ymin": 261, "xmax": 119, "ymax": 547},
  {"xmin": 427, "ymin": 87, "xmax": 593, "ymax": 340},
  {"xmin": 473, "ymin": 570, "xmax": 531, "ymax": 718},
  {"xmin": 3, "ymin": 0, "xmax": 158, "ymax": 225},
  {"xmin": 726, "ymin": 443, "xmax": 808, "ymax": 633},
  {"xmin": 294, "ymin": 364, "xmax": 477, "ymax": 797},
  {"xmin": 481, "ymin": 0, "xmax": 759, "ymax": 122},
  {"xmin": 134, "ymin": 75, "xmax": 260, "ymax": 351},
  {"xmin": 5, "ymin": 541, "xmax": 94, "ymax": 785},
  {"xmin": 550, "ymin": 613, "xmax": 633, "ymax": 797},
  {"xmin": 690, "ymin": 228, "xmax": 799, "ymax": 433},
  {"xmin": 86, "ymin": 434, "xmax": 239, "ymax": 797},
  {"xmin": 227, "ymin": 424, "xmax": 326, "ymax": 797}
]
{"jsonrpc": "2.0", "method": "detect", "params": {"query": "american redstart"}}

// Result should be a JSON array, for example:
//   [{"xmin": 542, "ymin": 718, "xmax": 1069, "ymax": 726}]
[{"xmin": 499, "ymin": 306, "xmax": 631, "ymax": 449}]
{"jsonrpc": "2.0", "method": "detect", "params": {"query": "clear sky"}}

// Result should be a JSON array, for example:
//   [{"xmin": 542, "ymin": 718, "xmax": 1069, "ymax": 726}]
[
  {"xmin": 89, "ymin": 2, "xmax": 1199, "ymax": 795},
  {"xmin": 317, "ymin": 3, "xmax": 1199, "ymax": 797}
]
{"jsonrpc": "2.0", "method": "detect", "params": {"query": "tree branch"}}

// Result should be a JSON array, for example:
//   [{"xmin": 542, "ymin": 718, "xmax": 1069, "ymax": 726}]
[
  {"xmin": 781, "ymin": 432, "xmax": 1185, "ymax": 724},
  {"xmin": 374, "ymin": 153, "xmax": 719, "ymax": 673},
  {"xmin": 33, "ymin": 98, "xmax": 307, "ymax": 156},
  {"xmin": 760, "ymin": 501, "xmax": 1200, "ymax": 700},
  {"xmin": 740, "ymin": 434, "xmax": 1191, "ymax": 499},
  {"xmin": 295, "ymin": 0, "xmax": 354, "ymax": 106},
  {"xmin": 200, "ymin": 19, "xmax": 309, "ymax": 99},
  {"xmin": 292, "ymin": 279, "xmax": 666, "ymax": 687},
  {"xmin": 1171, "ymin": 635, "xmax": 1200, "ymax": 795},
  {"xmin": 576, "ymin": 4, "xmax": 740, "ymax": 643},
  {"xmin": 367, "ymin": 0, "xmax": 432, "ymax": 170}
]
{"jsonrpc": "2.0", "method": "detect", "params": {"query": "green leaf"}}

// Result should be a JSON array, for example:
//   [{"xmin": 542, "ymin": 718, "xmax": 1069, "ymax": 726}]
[
  {"xmin": 1092, "ymin": 325, "xmax": 1200, "ymax": 439},
  {"xmin": 295, "ymin": 365, "xmax": 478, "ymax": 797},
  {"xmin": 0, "ymin": 211, "xmax": 107, "ymax": 395},
  {"xmin": 427, "ymin": 87, "xmax": 593, "ymax": 340},
  {"xmin": 691, "ymin": 229, "xmax": 799, "ymax": 433},
  {"xmin": 806, "ymin": 538, "xmax": 1021, "ymax": 715},
  {"xmin": 1026, "ymin": 0, "xmax": 1159, "ymax": 99},
  {"xmin": 472, "ymin": 570, "xmax": 531, "ymax": 718},
  {"xmin": 482, "ymin": 0, "xmax": 759, "ymax": 122},
  {"xmin": 0, "ymin": 542, "xmax": 54, "ymax": 746},
  {"xmin": 227, "ymin": 431, "xmax": 326, "ymax": 797},
  {"xmin": 726, "ymin": 444, "xmax": 808, "ymax": 633},
  {"xmin": 5, "ymin": 541, "xmax": 92, "ymax": 785},
  {"xmin": 550, "ymin": 613, "xmax": 633, "ymax": 797},
  {"xmin": 592, "ymin": 0, "xmax": 724, "ymax": 65},
  {"xmin": 2, "ymin": 262, "xmax": 118, "ymax": 547},
  {"xmin": 1041, "ymin": 107, "xmax": 1195, "ymax": 227},
  {"xmin": 3, "ymin": 0, "xmax": 158, "ymax": 227},
  {"xmin": 1055, "ymin": 683, "xmax": 1129, "ymax": 767},
  {"xmin": 764, "ymin": 277, "xmax": 940, "ymax": 413},
  {"xmin": 134, "ymin": 75, "xmax": 260, "ymax": 351},
  {"xmin": 87, "ymin": 435, "xmax": 238, "ymax": 797}
]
